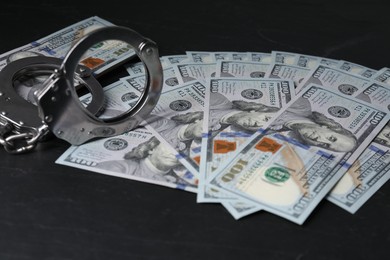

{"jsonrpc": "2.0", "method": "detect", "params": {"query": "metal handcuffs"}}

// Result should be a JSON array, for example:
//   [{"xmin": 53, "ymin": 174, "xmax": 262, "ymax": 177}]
[
  {"xmin": 0, "ymin": 56, "xmax": 105, "ymax": 153},
  {"xmin": 0, "ymin": 26, "xmax": 163, "ymax": 153}
]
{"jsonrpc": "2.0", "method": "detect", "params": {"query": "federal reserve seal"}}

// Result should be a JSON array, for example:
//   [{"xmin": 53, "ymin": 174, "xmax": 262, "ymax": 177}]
[
  {"xmin": 264, "ymin": 167, "xmax": 290, "ymax": 184},
  {"xmin": 338, "ymin": 84, "xmax": 358, "ymax": 95},
  {"xmin": 165, "ymin": 77, "xmax": 179, "ymax": 86},
  {"xmin": 121, "ymin": 92, "xmax": 138, "ymax": 102},
  {"xmin": 241, "ymin": 89, "xmax": 263, "ymax": 99},
  {"xmin": 104, "ymin": 138, "xmax": 128, "ymax": 151},
  {"xmin": 249, "ymin": 71, "xmax": 265, "ymax": 78},
  {"xmin": 169, "ymin": 100, "xmax": 192, "ymax": 111},
  {"xmin": 328, "ymin": 106, "xmax": 351, "ymax": 118}
]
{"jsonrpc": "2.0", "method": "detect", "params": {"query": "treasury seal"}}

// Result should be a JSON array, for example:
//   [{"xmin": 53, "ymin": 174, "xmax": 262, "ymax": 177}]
[{"xmin": 264, "ymin": 167, "xmax": 290, "ymax": 184}]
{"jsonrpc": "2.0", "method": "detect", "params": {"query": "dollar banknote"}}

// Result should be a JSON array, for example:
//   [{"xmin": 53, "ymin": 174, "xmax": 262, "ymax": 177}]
[
  {"xmin": 124, "ymin": 55, "xmax": 188, "ymax": 72},
  {"xmin": 248, "ymin": 52, "xmax": 272, "ymax": 63},
  {"xmin": 185, "ymin": 53, "xmax": 276, "ymax": 217},
  {"xmin": 265, "ymin": 63, "xmax": 312, "ymax": 90},
  {"xmin": 327, "ymin": 81, "xmax": 390, "ymax": 213},
  {"xmin": 327, "ymin": 123, "xmax": 390, "ymax": 213},
  {"xmin": 0, "ymin": 16, "xmax": 136, "ymax": 104},
  {"xmin": 160, "ymin": 54, "xmax": 189, "ymax": 65},
  {"xmin": 294, "ymin": 54, "xmax": 320, "ymax": 69},
  {"xmin": 173, "ymin": 62, "xmax": 216, "ymax": 83},
  {"xmin": 197, "ymin": 78, "xmax": 295, "ymax": 218},
  {"xmin": 213, "ymin": 52, "xmax": 250, "ymax": 61},
  {"xmin": 56, "ymin": 126, "xmax": 198, "ymax": 192},
  {"xmin": 125, "ymin": 55, "xmax": 188, "ymax": 76},
  {"xmin": 78, "ymin": 71, "xmax": 204, "ymax": 179},
  {"xmin": 79, "ymin": 80, "xmax": 142, "ymax": 119},
  {"xmin": 186, "ymin": 51, "xmax": 217, "ymax": 63},
  {"xmin": 224, "ymin": 52, "xmax": 251, "ymax": 61},
  {"xmin": 79, "ymin": 68, "xmax": 182, "ymax": 121},
  {"xmin": 0, "ymin": 16, "xmax": 135, "ymax": 75},
  {"xmin": 337, "ymin": 60, "xmax": 377, "ymax": 78},
  {"xmin": 271, "ymin": 51, "xmax": 297, "ymax": 65},
  {"xmin": 186, "ymin": 51, "xmax": 250, "ymax": 63},
  {"xmin": 198, "ymin": 78, "xmax": 295, "ymax": 203},
  {"xmin": 215, "ymin": 60, "xmax": 270, "ymax": 78},
  {"xmin": 297, "ymin": 64, "xmax": 372, "ymax": 94},
  {"xmin": 120, "ymin": 66, "xmax": 185, "ymax": 94},
  {"xmin": 295, "ymin": 54, "xmax": 340, "ymax": 69},
  {"xmin": 125, "ymin": 61, "xmax": 146, "ymax": 76},
  {"xmin": 271, "ymin": 51, "xmax": 340, "ymax": 70},
  {"xmin": 144, "ymin": 80, "xmax": 206, "ymax": 177},
  {"xmin": 56, "ymin": 77, "xmax": 198, "ymax": 191},
  {"xmin": 372, "ymin": 67, "xmax": 390, "ymax": 84},
  {"xmin": 208, "ymin": 84, "xmax": 388, "ymax": 224}
]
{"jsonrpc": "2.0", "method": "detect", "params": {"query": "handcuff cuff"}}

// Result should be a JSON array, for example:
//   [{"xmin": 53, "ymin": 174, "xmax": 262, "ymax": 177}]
[{"xmin": 0, "ymin": 26, "xmax": 163, "ymax": 154}]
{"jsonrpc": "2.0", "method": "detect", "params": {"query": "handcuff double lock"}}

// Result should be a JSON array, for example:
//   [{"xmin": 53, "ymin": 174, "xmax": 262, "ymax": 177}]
[{"xmin": 0, "ymin": 26, "xmax": 163, "ymax": 153}]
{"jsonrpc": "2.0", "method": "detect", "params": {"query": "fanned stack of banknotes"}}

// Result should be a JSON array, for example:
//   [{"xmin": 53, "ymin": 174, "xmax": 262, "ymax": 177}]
[{"xmin": 2, "ymin": 17, "xmax": 390, "ymax": 224}]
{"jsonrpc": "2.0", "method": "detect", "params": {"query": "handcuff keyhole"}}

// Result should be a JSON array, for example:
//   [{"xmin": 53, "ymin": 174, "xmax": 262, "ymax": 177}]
[{"xmin": 44, "ymin": 115, "xmax": 53, "ymax": 123}]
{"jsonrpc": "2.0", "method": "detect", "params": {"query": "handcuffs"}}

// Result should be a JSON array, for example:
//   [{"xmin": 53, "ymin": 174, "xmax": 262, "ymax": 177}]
[{"xmin": 0, "ymin": 26, "xmax": 163, "ymax": 153}]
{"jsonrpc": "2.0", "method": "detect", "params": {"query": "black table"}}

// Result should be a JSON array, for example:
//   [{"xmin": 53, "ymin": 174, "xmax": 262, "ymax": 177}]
[{"xmin": 1, "ymin": 1, "xmax": 389, "ymax": 259}]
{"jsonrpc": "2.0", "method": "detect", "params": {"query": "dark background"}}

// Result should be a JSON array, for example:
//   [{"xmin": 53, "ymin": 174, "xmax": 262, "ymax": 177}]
[{"xmin": 0, "ymin": 0, "xmax": 389, "ymax": 259}]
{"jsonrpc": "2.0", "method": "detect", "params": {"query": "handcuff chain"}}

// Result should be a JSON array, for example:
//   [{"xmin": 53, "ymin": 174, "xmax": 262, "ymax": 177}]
[
  {"xmin": 0, "ymin": 65, "xmax": 57, "ymax": 154},
  {"xmin": 0, "ymin": 56, "xmax": 104, "ymax": 154},
  {"xmin": 0, "ymin": 121, "xmax": 49, "ymax": 154}
]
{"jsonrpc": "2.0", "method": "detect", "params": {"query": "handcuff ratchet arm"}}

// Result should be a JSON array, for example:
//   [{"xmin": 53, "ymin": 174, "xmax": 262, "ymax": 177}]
[
  {"xmin": 0, "ymin": 56, "xmax": 105, "ymax": 153},
  {"xmin": 35, "ymin": 26, "xmax": 163, "ymax": 145}
]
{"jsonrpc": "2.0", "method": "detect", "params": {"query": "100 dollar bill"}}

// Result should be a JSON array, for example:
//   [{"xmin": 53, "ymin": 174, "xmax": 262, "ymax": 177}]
[
  {"xmin": 337, "ymin": 60, "xmax": 377, "ymax": 79},
  {"xmin": 0, "ymin": 16, "xmax": 135, "ymax": 75},
  {"xmin": 297, "ymin": 64, "xmax": 372, "ymax": 95},
  {"xmin": 295, "ymin": 54, "xmax": 340, "ymax": 69},
  {"xmin": 327, "ymin": 81, "xmax": 390, "ymax": 212},
  {"xmin": 373, "ymin": 67, "xmax": 390, "ymax": 84},
  {"xmin": 120, "ymin": 66, "xmax": 185, "ymax": 94},
  {"xmin": 56, "ymin": 126, "xmax": 197, "ymax": 192},
  {"xmin": 173, "ymin": 62, "xmax": 216, "ymax": 83},
  {"xmin": 327, "ymin": 125, "xmax": 390, "ymax": 213},
  {"xmin": 198, "ymin": 78, "xmax": 295, "ymax": 203},
  {"xmin": 145, "ymin": 80, "xmax": 207, "ymax": 177},
  {"xmin": 197, "ymin": 78, "xmax": 295, "ymax": 218},
  {"xmin": 215, "ymin": 60, "xmax": 270, "ymax": 78},
  {"xmin": 208, "ymin": 84, "xmax": 388, "ymax": 224},
  {"xmin": 186, "ymin": 51, "xmax": 250, "ymax": 63},
  {"xmin": 265, "ymin": 63, "xmax": 311, "ymax": 90}
]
